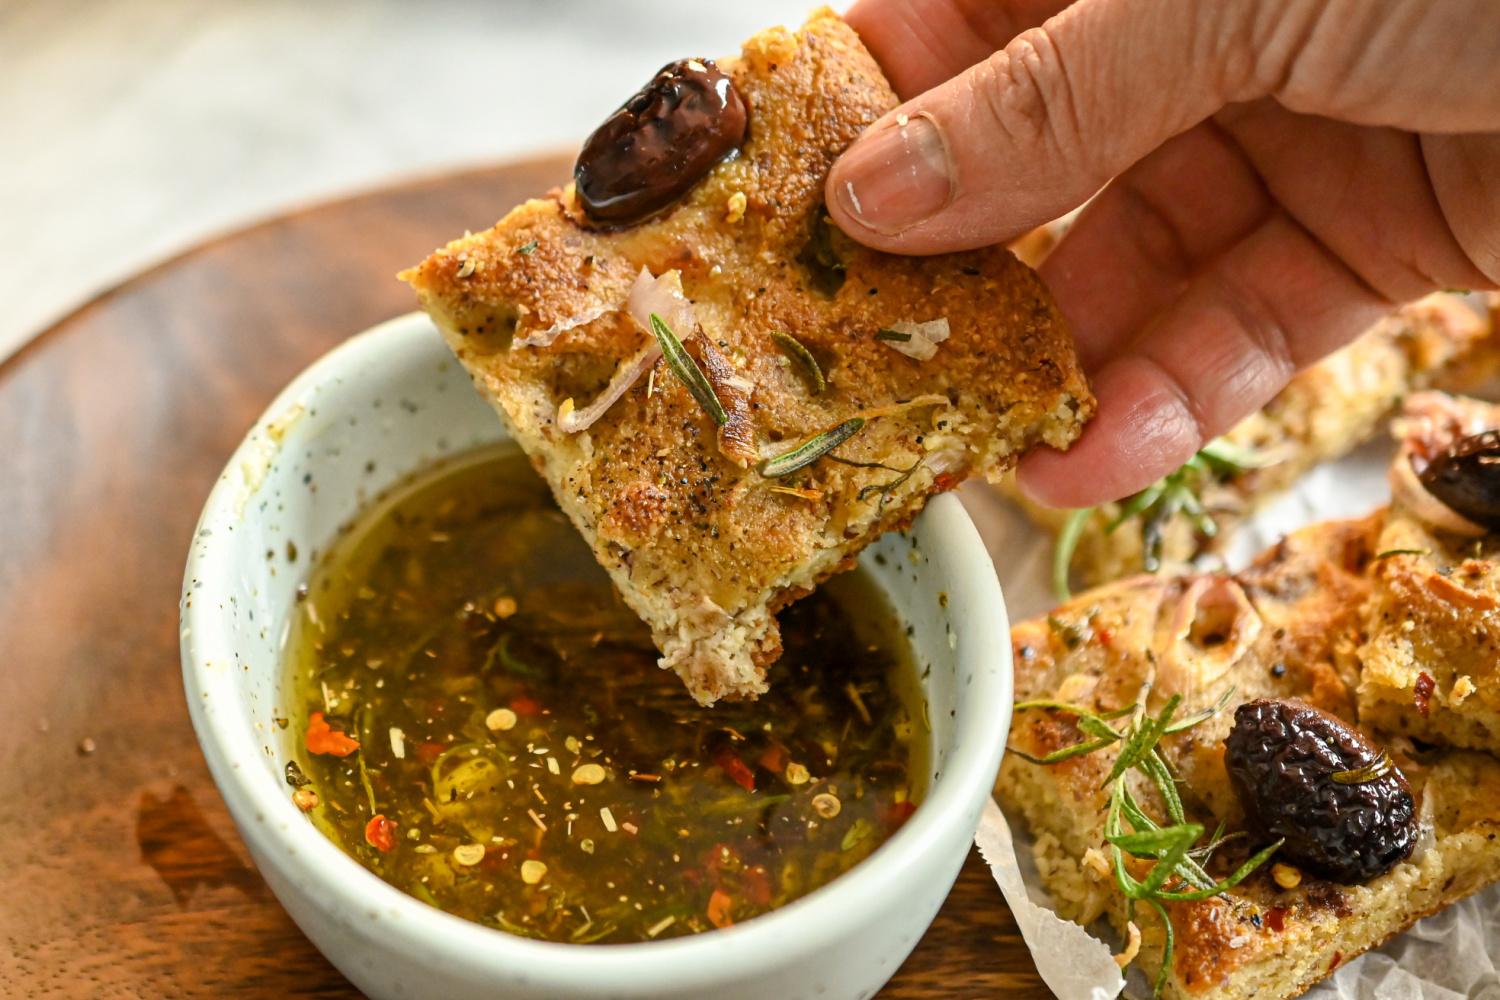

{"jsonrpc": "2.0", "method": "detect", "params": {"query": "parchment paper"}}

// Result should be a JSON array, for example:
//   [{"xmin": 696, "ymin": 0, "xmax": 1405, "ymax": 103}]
[{"xmin": 959, "ymin": 437, "xmax": 1500, "ymax": 1000}]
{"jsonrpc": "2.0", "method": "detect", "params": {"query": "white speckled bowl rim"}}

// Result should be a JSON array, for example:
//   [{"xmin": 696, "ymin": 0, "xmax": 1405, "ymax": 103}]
[{"xmin": 181, "ymin": 312, "xmax": 1013, "ymax": 995}]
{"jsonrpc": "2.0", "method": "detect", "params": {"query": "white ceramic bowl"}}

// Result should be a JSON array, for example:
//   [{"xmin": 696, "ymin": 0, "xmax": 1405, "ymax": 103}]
[{"xmin": 180, "ymin": 312, "xmax": 1012, "ymax": 1000}]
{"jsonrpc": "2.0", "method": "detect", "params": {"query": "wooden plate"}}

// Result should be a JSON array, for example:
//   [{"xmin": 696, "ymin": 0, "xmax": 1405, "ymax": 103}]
[{"xmin": 0, "ymin": 156, "xmax": 1049, "ymax": 998}]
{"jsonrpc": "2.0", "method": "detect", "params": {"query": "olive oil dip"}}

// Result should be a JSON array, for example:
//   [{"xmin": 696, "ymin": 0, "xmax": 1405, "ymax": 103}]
[{"xmin": 283, "ymin": 446, "xmax": 923, "ymax": 943}]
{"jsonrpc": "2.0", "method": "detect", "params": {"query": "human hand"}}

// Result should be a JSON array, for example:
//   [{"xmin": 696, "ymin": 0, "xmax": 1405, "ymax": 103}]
[{"xmin": 826, "ymin": 0, "xmax": 1500, "ymax": 508}]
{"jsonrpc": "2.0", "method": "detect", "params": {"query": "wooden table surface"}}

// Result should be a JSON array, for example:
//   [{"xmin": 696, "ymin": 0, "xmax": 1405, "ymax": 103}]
[{"xmin": 0, "ymin": 156, "xmax": 1052, "ymax": 999}]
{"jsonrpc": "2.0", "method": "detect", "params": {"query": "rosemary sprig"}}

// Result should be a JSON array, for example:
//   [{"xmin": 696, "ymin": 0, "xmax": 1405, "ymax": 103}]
[
  {"xmin": 824, "ymin": 454, "xmax": 924, "ymax": 510},
  {"xmin": 649, "ymin": 313, "xmax": 726, "ymax": 426},
  {"xmin": 759, "ymin": 418, "xmax": 866, "ymax": 478},
  {"xmin": 1373, "ymin": 548, "xmax": 1430, "ymax": 561},
  {"xmin": 1332, "ymin": 750, "xmax": 1394, "ymax": 785},
  {"xmin": 770, "ymin": 331, "xmax": 826, "ymax": 394},
  {"xmin": 1051, "ymin": 437, "xmax": 1286, "ymax": 600},
  {"xmin": 1011, "ymin": 686, "xmax": 1280, "ymax": 997}
]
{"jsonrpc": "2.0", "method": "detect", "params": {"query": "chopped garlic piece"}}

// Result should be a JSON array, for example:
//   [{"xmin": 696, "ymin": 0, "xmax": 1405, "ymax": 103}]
[
  {"xmin": 881, "ymin": 318, "xmax": 950, "ymax": 361},
  {"xmin": 725, "ymin": 191, "xmax": 748, "ymax": 223},
  {"xmin": 1113, "ymin": 921, "xmax": 1141, "ymax": 967},
  {"xmin": 1452, "ymin": 675, "xmax": 1476, "ymax": 705}
]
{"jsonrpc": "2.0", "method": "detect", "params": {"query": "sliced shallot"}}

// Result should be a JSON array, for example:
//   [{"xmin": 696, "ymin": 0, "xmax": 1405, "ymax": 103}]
[
  {"xmin": 1390, "ymin": 451, "xmax": 1487, "ymax": 537},
  {"xmin": 555, "ymin": 268, "xmax": 704, "ymax": 434},
  {"xmin": 557, "ymin": 341, "xmax": 662, "ymax": 433}
]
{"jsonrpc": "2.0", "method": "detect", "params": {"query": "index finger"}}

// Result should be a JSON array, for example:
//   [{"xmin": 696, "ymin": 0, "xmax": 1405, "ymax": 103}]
[{"xmin": 844, "ymin": 0, "xmax": 1072, "ymax": 98}]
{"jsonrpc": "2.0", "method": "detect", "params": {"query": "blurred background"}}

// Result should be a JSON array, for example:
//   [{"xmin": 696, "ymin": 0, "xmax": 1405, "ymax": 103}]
[{"xmin": 0, "ymin": 0, "xmax": 824, "ymax": 362}]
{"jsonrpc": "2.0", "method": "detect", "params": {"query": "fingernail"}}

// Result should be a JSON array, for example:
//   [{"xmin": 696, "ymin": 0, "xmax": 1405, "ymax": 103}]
[{"xmin": 834, "ymin": 113, "xmax": 952, "ymax": 235}]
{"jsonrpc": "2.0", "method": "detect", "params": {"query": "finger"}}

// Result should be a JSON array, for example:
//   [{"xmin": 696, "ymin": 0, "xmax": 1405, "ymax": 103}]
[
  {"xmin": 826, "ymin": 0, "xmax": 1292, "ymax": 251},
  {"xmin": 1424, "ymin": 131, "xmax": 1500, "ymax": 286},
  {"xmin": 1216, "ymin": 99, "xmax": 1496, "ymax": 298},
  {"xmin": 843, "ymin": 0, "xmax": 1070, "ymax": 98},
  {"xmin": 1274, "ymin": 0, "xmax": 1500, "ymax": 133},
  {"xmin": 1038, "ymin": 120, "xmax": 1274, "ymax": 370},
  {"xmin": 1017, "ymin": 210, "xmax": 1391, "ymax": 508}
]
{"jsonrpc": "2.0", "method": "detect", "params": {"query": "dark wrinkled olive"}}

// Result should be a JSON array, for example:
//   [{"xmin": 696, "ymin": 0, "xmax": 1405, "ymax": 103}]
[
  {"xmin": 1419, "ymin": 430, "xmax": 1500, "ymax": 530},
  {"xmin": 1225, "ymin": 698, "xmax": 1416, "ymax": 884},
  {"xmin": 574, "ymin": 58, "xmax": 748, "ymax": 226}
]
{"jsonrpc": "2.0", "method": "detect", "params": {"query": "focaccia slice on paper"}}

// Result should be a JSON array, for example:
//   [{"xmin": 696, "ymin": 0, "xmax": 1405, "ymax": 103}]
[
  {"xmin": 402, "ymin": 9, "xmax": 1092, "ymax": 704},
  {"xmin": 997, "ymin": 513, "xmax": 1500, "ymax": 1000}
]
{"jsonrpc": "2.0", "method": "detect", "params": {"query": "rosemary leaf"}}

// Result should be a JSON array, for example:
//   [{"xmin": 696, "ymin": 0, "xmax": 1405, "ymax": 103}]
[
  {"xmin": 758, "ymin": 418, "xmax": 866, "ymax": 478},
  {"xmin": 856, "ymin": 458, "xmax": 922, "ymax": 507},
  {"xmin": 1199, "ymin": 436, "xmax": 1286, "ymax": 470},
  {"xmin": 1013, "ymin": 698, "xmax": 1101, "ymax": 716},
  {"xmin": 1103, "ymin": 694, "xmax": 1181, "ymax": 788},
  {"xmin": 1147, "ymin": 898, "xmax": 1175, "ymax": 998},
  {"xmin": 1108, "ymin": 825, "xmax": 1200, "ymax": 858},
  {"xmin": 1140, "ymin": 823, "xmax": 1202, "ymax": 895},
  {"xmin": 649, "ymin": 313, "xmax": 726, "ymax": 426},
  {"xmin": 829, "ymin": 455, "xmax": 911, "ymax": 473},
  {"xmin": 1107, "ymin": 483, "xmax": 1166, "ymax": 534},
  {"xmin": 1004, "ymin": 737, "xmax": 1119, "ymax": 766},
  {"xmin": 1053, "ymin": 508, "xmax": 1094, "ymax": 601},
  {"xmin": 770, "ymin": 331, "xmax": 826, "ymax": 394},
  {"xmin": 1155, "ymin": 839, "xmax": 1284, "ymax": 901},
  {"xmin": 1187, "ymin": 829, "xmax": 1247, "ymax": 862},
  {"xmin": 874, "ymin": 327, "xmax": 912, "ymax": 342},
  {"xmin": 1374, "ymin": 548, "xmax": 1431, "ymax": 560},
  {"xmin": 1164, "ymin": 687, "xmax": 1236, "ymax": 734},
  {"xmin": 1333, "ymin": 750, "xmax": 1394, "ymax": 785},
  {"xmin": 1116, "ymin": 782, "xmax": 1215, "ymax": 890},
  {"xmin": 1077, "ymin": 715, "xmax": 1123, "ymax": 740},
  {"xmin": 1139, "ymin": 749, "xmax": 1186, "ymax": 826}
]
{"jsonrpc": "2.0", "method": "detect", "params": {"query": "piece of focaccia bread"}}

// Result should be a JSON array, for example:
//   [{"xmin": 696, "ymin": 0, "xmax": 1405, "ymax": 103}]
[
  {"xmin": 997, "ymin": 514, "xmax": 1500, "ymax": 1000},
  {"xmin": 1359, "ymin": 391, "xmax": 1500, "ymax": 751},
  {"xmin": 402, "ymin": 9, "xmax": 1092, "ymax": 704},
  {"xmin": 1012, "ymin": 292, "xmax": 1492, "ymax": 592}
]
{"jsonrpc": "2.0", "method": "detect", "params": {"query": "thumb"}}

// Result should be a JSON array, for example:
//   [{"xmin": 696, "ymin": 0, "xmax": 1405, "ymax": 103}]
[{"xmin": 827, "ymin": 0, "xmax": 1292, "ymax": 252}]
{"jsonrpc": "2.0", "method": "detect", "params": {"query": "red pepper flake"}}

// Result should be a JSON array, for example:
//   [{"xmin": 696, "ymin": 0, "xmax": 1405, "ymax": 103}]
[
  {"xmin": 1415, "ymin": 672, "xmax": 1435, "ymax": 718},
  {"xmin": 365, "ymin": 814, "xmax": 398, "ymax": 851},
  {"xmin": 416, "ymin": 741, "xmax": 448, "ymax": 766},
  {"xmin": 510, "ymin": 694, "xmax": 542, "ymax": 716},
  {"xmin": 743, "ymin": 865, "xmax": 772, "ymax": 907},
  {"xmin": 758, "ymin": 745, "xmax": 786, "ymax": 773},
  {"xmin": 1330, "ymin": 951, "xmax": 1342, "ymax": 970},
  {"xmin": 705, "ymin": 843, "xmax": 743, "ymax": 872},
  {"xmin": 884, "ymin": 799, "xmax": 918, "ymax": 828},
  {"xmin": 713, "ymin": 746, "xmax": 756, "ymax": 792},
  {"xmin": 1095, "ymin": 627, "xmax": 1114, "ymax": 647},
  {"xmin": 1266, "ymin": 907, "xmax": 1287, "ymax": 933},
  {"xmin": 933, "ymin": 472, "xmax": 961, "ymax": 492},
  {"xmin": 707, "ymin": 888, "xmax": 735, "ymax": 929},
  {"xmin": 306, "ymin": 712, "xmax": 360, "ymax": 757}
]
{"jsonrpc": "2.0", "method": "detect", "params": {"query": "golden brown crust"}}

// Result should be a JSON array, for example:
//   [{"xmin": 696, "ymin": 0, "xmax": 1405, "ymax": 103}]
[
  {"xmin": 402, "ymin": 8, "xmax": 1092, "ymax": 703},
  {"xmin": 1008, "ymin": 292, "xmax": 1491, "ymax": 590},
  {"xmin": 1359, "ymin": 392, "xmax": 1500, "ymax": 751},
  {"xmin": 997, "ymin": 512, "xmax": 1500, "ymax": 1000}
]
